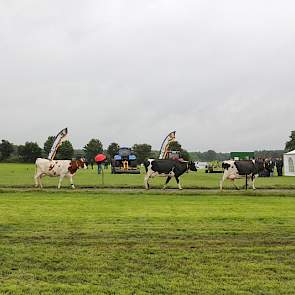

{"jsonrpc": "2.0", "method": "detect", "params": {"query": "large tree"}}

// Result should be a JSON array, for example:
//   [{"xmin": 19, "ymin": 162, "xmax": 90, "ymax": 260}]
[
  {"xmin": 285, "ymin": 130, "xmax": 295, "ymax": 152},
  {"xmin": 180, "ymin": 149, "xmax": 190, "ymax": 161},
  {"xmin": 0, "ymin": 139, "xmax": 14, "ymax": 161},
  {"xmin": 44, "ymin": 136, "xmax": 74, "ymax": 159},
  {"xmin": 107, "ymin": 142, "xmax": 120, "ymax": 159},
  {"xmin": 58, "ymin": 141, "xmax": 74, "ymax": 159},
  {"xmin": 168, "ymin": 141, "xmax": 182, "ymax": 151},
  {"xmin": 167, "ymin": 141, "xmax": 191, "ymax": 160},
  {"xmin": 133, "ymin": 144, "xmax": 152, "ymax": 164},
  {"xmin": 43, "ymin": 136, "xmax": 55, "ymax": 157},
  {"xmin": 202, "ymin": 150, "xmax": 217, "ymax": 162},
  {"xmin": 18, "ymin": 142, "xmax": 42, "ymax": 163},
  {"xmin": 83, "ymin": 139, "xmax": 103, "ymax": 163},
  {"xmin": 150, "ymin": 150, "xmax": 160, "ymax": 159}
]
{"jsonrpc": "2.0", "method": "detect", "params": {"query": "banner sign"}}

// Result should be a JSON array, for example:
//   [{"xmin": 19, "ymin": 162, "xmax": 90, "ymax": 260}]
[
  {"xmin": 159, "ymin": 131, "xmax": 176, "ymax": 159},
  {"xmin": 48, "ymin": 128, "xmax": 68, "ymax": 160}
]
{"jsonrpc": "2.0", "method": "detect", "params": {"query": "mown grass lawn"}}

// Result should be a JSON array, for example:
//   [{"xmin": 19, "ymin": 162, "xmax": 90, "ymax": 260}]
[{"xmin": 0, "ymin": 191, "xmax": 295, "ymax": 294}]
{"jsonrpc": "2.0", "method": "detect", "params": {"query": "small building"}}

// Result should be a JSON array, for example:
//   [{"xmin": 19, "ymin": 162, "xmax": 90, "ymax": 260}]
[
  {"xmin": 284, "ymin": 150, "xmax": 295, "ymax": 176},
  {"xmin": 230, "ymin": 152, "xmax": 254, "ymax": 160}
]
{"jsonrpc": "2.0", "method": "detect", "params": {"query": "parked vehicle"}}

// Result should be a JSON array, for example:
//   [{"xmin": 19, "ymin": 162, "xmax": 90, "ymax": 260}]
[{"xmin": 111, "ymin": 147, "xmax": 140, "ymax": 174}]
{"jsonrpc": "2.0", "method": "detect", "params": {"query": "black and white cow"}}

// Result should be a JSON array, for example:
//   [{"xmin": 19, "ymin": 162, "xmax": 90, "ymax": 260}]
[
  {"xmin": 220, "ymin": 159, "xmax": 265, "ymax": 190},
  {"xmin": 144, "ymin": 159, "xmax": 197, "ymax": 190}
]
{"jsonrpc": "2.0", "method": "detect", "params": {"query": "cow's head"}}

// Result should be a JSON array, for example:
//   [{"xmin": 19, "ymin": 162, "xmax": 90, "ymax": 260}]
[
  {"xmin": 222, "ymin": 162, "xmax": 231, "ymax": 170},
  {"xmin": 78, "ymin": 158, "xmax": 88, "ymax": 169},
  {"xmin": 188, "ymin": 161, "xmax": 198, "ymax": 171}
]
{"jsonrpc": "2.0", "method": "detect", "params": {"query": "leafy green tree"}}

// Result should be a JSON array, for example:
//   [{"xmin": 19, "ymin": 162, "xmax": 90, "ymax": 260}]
[
  {"xmin": 74, "ymin": 149, "xmax": 85, "ymax": 159},
  {"xmin": 150, "ymin": 150, "xmax": 160, "ymax": 159},
  {"xmin": 189, "ymin": 152, "xmax": 202, "ymax": 161},
  {"xmin": 166, "ymin": 141, "xmax": 192, "ymax": 160},
  {"xmin": 285, "ymin": 130, "xmax": 295, "ymax": 152},
  {"xmin": 254, "ymin": 150, "xmax": 283, "ymax": 159},
  {"xmin": 43, "ymin": 136, "xmax": 55, "ymax": 157},
  {"xmin": 168, "ymin": 141, "xmax": 182, "ymax": 151},
  {"xmin": 58, "ymin": 141, "xmax": 74, "ymax": 159},
  {"xmin": 0, "ymin": 140, "xmax": 14, "ymax": 161},
  {"xmin": 83, "ymin": 139, "xmax": 103, "ymax": 163},
  {"xmin": 18, "ymin": 142, "xmax": 42, "ymax": 162},
  {"xmin": 43, "ymin": 136, "xmax": 74, "ymax": 159},
  {"xmin": 133, "ymin": 144, "xmax": 152, "ymax": 164},
  {"xmin": 180, "ymin": 149, "xmax": 190, "ymax": 161},
  {"xmin": 202, "ymin": 150, "xmax": 217, "ymax": 161},
  {"xmin": 107, "ymin": 142, "xmax": 120, "ymax": 159}
]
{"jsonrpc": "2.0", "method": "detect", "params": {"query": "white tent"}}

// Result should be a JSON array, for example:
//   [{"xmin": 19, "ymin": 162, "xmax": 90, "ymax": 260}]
[{"xmin": 284, "ymin": 150, "xmax": 295, "ymax": 176}]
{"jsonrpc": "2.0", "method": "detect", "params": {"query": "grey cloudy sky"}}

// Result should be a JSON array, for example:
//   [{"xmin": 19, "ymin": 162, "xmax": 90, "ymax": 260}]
[{"xmin": 0, "ymin": 0, "xmax": 294, "ymax": 152}]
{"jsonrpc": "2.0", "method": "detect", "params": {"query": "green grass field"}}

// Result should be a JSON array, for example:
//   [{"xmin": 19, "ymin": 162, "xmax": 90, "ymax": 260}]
[
  {"xmin": 1, "ymin": 163, "xmax": 295, "ymax": 190},
  {"xmin": 1, "ymin": 191, "xmax": 295, "ymax": 294},
  {"xmin": 0, "ymin": 164, "xmax": 295, "ymax": 294}
]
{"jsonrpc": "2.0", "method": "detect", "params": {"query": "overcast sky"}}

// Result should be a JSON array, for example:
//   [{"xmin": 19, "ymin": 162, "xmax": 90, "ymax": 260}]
[{"xmin": 0, "ymin": 1, "xmax": 294, "ymax": 152}]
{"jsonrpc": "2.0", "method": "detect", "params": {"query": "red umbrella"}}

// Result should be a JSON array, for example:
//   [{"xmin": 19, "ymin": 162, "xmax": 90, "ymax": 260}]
[{"xmin": 95, "ymin": 154, "xmax": 106, "ymax": 163}]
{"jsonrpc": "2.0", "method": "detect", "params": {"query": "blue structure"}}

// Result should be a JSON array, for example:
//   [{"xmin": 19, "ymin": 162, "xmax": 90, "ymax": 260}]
[{"xmin": 111, "ymin": 147, "xmax": 140, "ymax": 174}]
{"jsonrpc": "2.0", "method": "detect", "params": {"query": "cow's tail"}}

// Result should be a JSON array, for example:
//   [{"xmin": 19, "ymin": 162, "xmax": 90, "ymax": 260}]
[
  {"xmin": 34, "ymin": 158, "xmax": 40, "ymax": 175},
  {"xmin": 143, "ymin": 160, "xmax": 150, "ymax": 173}
]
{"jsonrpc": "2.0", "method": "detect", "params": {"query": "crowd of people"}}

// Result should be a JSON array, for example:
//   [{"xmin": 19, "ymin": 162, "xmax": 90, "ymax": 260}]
[{"xmin": 259, "ymin": 158, "xmax": 283, "ymax": 177}]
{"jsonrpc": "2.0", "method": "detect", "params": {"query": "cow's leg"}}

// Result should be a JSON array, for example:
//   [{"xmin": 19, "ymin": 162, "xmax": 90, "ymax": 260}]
[
  {"xmin": 58, "ymin": 176, "xmax": 64, "ymax": 189},
  {"xmin": 38, "ymin": 174, "xmax": 44, "ymax": 189},
  {"xmin": 69, "ymin": 175, "xmax": 75, "ymax": 189},
  {"xmin": 251, "ymin": 175, "xmax": 256, "ymax": 190},
  {"xmin": 220, "ymin": 173, "xmax": 227, "ymax": 191},
  {"xmin": 163, "ymin": 176, "xmax": 172, "ymax": 190},
  {"xmin": 34, "ymin": 168, "xmax": 41, "ymax": 187},
  {"xmin": 34, "ymin": 173, "xmax": 39, "ymax": 188},
  {"xmin": 231, "ymin": 179, "xmax": 240, "ymax": 190},
  {"xmin": 175, "ymin": 176, "xmax": 182, "ymax": 190},
  {"xmin": 144, "ymin": 173, "xmax": 151, "ymax": 190},
  {"xmin": 34, "ymin": 172, "xmax": 43, "ymax": 188}
]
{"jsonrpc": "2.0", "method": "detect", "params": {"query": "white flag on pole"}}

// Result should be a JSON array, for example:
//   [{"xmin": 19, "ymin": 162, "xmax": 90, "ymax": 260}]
[{"xmin": 48, "ymin": 128, "xmax": 68, "ymax": 160}]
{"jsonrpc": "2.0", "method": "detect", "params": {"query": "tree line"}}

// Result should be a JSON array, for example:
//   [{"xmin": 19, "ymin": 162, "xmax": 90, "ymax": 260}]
[
  {"xmin": 0, "ymin": 138, "xmax": 153, "ymax": 163},
  {"xmin": 0, "ymin": 137, "xmax": 191, "ymax": 164},
  {"xmin": 1, "ymin": 130, "xmax": 294, "ymax": 163}
]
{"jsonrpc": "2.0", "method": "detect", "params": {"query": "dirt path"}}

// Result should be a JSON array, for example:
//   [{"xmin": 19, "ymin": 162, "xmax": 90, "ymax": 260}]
[{"xmin": 1, "ymin": 186, "xmax": 295, "ymax": 196}]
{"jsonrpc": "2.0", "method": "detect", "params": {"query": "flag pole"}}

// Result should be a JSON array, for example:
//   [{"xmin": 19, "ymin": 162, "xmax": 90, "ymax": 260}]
[{"xmin": 101, "ymin": 164, "xmax": 105, "ymax": 187}]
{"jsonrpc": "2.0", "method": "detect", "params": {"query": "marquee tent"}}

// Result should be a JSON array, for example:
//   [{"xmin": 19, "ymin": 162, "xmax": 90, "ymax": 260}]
[{"xmin": 284, "ymin": 150, "xmax": 295, "ymax": 176}]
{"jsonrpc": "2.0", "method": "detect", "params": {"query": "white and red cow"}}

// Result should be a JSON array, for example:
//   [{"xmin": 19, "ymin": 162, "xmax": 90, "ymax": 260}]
[
  {"xmin": 144, "ymin": 159, "xmax": 197, "ymax": 190},
  {"xmin": 34, "ymin": 158, "xmax": 87, "ymax": 189},
  {"xmin": 220, "ymin": 159, "xmax": 265, "ymax": 190}
]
